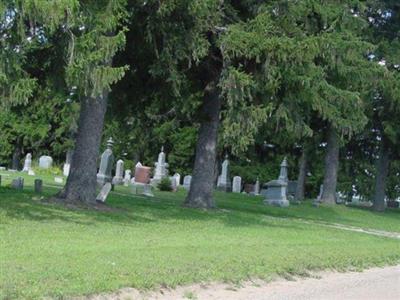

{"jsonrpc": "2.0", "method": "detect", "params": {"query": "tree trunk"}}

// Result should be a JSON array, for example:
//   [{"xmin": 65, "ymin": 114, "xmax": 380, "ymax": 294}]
[
  {"xmin": 320, "ymin": 125, "xmax": 340, "ymax": 204},
  {"xmin": 372, "ymin": 139, "xmax": 390, "ymax": 212},
  {"xmin": 184, "ymin": 81, "xmax": 222, "ymax": 209},
  {"xmin": 295, "ymin": 147, "xmax": 308, "ymax": 201},
  {"xmin": 59, "ymin": 93, "xmax": 108, "ymax": 205},
  {"xmin": 11, "ymin": 143, "xmax": 21, "ymax": 170}
]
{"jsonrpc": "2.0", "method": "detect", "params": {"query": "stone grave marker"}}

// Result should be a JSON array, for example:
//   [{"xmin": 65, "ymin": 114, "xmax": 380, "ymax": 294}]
[
  {"xmin": 22, "ymin": 153, "xmax": 32, "ymax": 172},
  {"xmin": 11, "ymin": 177, "xmax": 24, "ymax": 190},
  {"xmin": 63, "ymin": 150, "xmax": 73, "ymax": 177},
  {"xmin": 263, "ymin": 179, "xmax": 289, "ymax": 207},
  {"xmin": 173, "ymin": 173, "xmax": 181, "ymax": 186},
  {"xmin": 96, "ymin": 182, "xmax": 112, "ymax": 203},
  {"xmin": 97, "ymin": 138, "xmax": 114, "ymax": 186},
  {"xmin": 183, "ymin": 175, "xmax": 192, "ymax": 191},
  {"xmin": 123, "ymin": 170, "xmax": 131, "ymax": 186},
  {"xmin": 153, "ymin": 146, "xmax": 169, "ymax": 182},
  {"xmin": 39, "ymin": 156, "xmax": 53, "ymax": 169},
  {"xmin": 34, "ymin": 179, "xmax": 43, "ymax": 193},
  {"xmin": 112, "ymin": 159, "xmax": 124, "ymax": 185},
  {"xmin": 217, "ymin": 155, "xmax": 231, "ymax": 192},
  {"xmin": 232, "ymin": 176, "xmax": 242, "ymax": 193}
]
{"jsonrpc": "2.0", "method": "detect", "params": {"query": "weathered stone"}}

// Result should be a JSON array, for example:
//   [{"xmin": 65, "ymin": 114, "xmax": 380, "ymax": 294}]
[
  {"xmin": 112, "ymin": 159, "xmax": 124, "ymax": 185},
  {"xmin": 217, "ymin": 155, "xmax": 231, "ymax": 192},
  {"xmin": 96, "ymin": 182, "xmax": 112, "ymax": 202},
  {"xmin": 97, "ymin": 138, "xmax": 114, "ymax": 186},
  {"xmin": 173, "ymin": 173, "xmax": 181, "ymax": 186},
  {"xmin": 63, "ymin": 150, "xmax": 73, "ymax": 177},
  {"xmin": 263, "ymin": 179, "xmax": 289, "ymax": 207},
  {"xmin": 183, "ymin": 175, "xmax": 192, "ymax": 191},
  {"xmin": 153, "ymin": 146, "xmax": 169, "ymax": 181},
  {"xmin": 232, "ymin": 176, "xmax": 242, "ymax": 193},
  {"xmin": 254, "ymin": 179, "xmax": 260, "ymax": 195},
  {"xmin": 34, "ymin": 179, "xmax": 43, "ymax": 193},
  {"xmin": 123, "ymin": 170, "xmax": 132, "ymax": 186},
  {"xmin": 39, "ymin": 155, "xmax": 53, "ymax": 169},
  {"xmin": 169, "ymin": 176, "xmax": 178, "ymax": 192},
  {"xmin": 142, "ymin": 184, "xmax": 154, "ymax": 197},
  {"xmin": 22, "ymin": 153, "xmax": 32, "ymax": 172},
  {"xmin": 11, "ymin": 177, "xmax": 24, "ymax": 190},
  {"xmin": 278, "ymin": 157, "xmax": 288, "ymax": 183},
  {"xmin": 287, "ymin": 180, "xmax": 297, "ymax": 197},
  {"xmin": 134, "ymin": 163, "xmax": 151, "ymax": 184}
]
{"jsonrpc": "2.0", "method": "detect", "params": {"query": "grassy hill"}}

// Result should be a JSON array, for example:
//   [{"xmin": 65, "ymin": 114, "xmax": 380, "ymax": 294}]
[{"xmin": 0, "ymin": 171, "xmax": 399, "ymax": 299}]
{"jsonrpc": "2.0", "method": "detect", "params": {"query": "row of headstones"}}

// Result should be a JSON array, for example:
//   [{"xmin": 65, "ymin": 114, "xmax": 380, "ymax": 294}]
[
  {"xmin": 9, "ymin": 153, "xmax": 55, "ymax": 176},
  {"xmin": 0, "ymin": 175, "xmax": 43, "ymax": 193}
]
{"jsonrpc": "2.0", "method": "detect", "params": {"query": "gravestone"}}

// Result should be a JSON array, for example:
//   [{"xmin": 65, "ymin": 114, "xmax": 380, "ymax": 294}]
[
  {"xmin": 153, "ymin": 146, "xmax": 169, "ymax": 181},
  {"xmin": 170, "ymin": 176, "xmax": 178, "ymax": 192},
  {"xmin": 183, "ymin": 175, "xmax": 192, "ymax": 191},
  {"xmin": 97, "ymin": 138, "xmax": 114, "ymax": 186},
  {"xmin": 278, "ymin": 157, "xmax": 288, "ymax": 183},
  {"xmin": 134, "ymin": 163, "xmax": 151, "ymax": 184},
  {"xmin": 96, "ymin": 182, "xmax": 112, "ymax": 203},
  {"xmin": 253, "ymin": 179, "xmax": 260, "ymax": 195},
  {"xmin": 39, "ymin": 156, "xmax": 53, "ymax": 169},
  {"xmin": 63, "ymin": 150, "xmax": 73, "ymax": 177},
  {"xmin": 287, "ymin": 180, "xmax": 297, "ymax": 197},
  {"xmin": 123, "ymin": 170, "xmax": 131, "ymax": 186},
  {"xmin": 142, "ymin": 184, "xmax": 154, "ymax": 197},
  {"xmin": 232, "ymin": 176, "xmax": 242, "ymax": 193},
  {"xmin": 54, "ymin": 177, "xmax": 63, "ymax": 184},
  {"xmin": 22, "ymin": 153, "xmax": 32, "ymax": 172},
  {"xmin": 11, "ymin": 177, "xmax": 24, "ymax": 190},
  {"xmin": 217, "ymin": 155, "xmax": 231, "ymax": 192},
  {"xmin": 0, "ymin": 166, "xmax": 6, "ymax": 171},
  {"xmin": 173, "ymin": 173, "xmax": 181, "ymax": 186},
  {"xmin": 34, "ymin": 179, "xmax": 43, "ymax": 193},
  {"xmin": 28, "ymin": 169, "xmax": 35, "ymax": 176},
  {"xmin": 112, "ymin": 159, "xmax": 124, "ymax": 185},
  {"xmin": 263, "ymin": 179, "xmax": 289, "ymax": 207},
  {"xmin": 132, "ymin": 163, "xmax": 153, "ymax": 196}
]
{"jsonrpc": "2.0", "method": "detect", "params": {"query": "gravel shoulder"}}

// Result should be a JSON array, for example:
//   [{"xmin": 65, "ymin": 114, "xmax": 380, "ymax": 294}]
[{"xmin": 82, "ymin": 265, "xmax": 400, "ymax": 300}]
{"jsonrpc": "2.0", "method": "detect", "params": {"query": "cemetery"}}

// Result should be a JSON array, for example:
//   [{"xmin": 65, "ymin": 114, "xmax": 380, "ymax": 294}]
[{"xmin": 1, "ymin": 1, "xmax": 399, "ymax": 299}]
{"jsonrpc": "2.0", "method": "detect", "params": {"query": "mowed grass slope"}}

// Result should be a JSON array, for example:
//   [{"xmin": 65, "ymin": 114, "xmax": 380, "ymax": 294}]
[{"xmin": 0, "ymin": 171, "xmax": 399, "ymax": 299}]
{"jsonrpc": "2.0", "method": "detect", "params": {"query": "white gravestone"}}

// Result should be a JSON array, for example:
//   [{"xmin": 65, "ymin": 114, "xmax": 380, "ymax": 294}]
[
  {"xmin": 254, "ymin": 178, "xmax": 260, "ymax": 195},
  {"xmin": 123, "ymin": 170, "xmax": 131, "ymax": 186},
  {"xmin": 22, "ymin": 153, "xmax": 32, "ymax": 172},
  {"xmin": 183, "ymin": 175, "xmax": 192, "ymax": 191},
  {"xmin": 96, "ymin": 182, "xmax": 112, "ymax": 203},
  {"xmin": 173, "ymin": 173, "xmax": 181, "ymax": 186},
  {"xmin": 39, "ymin": 155, "xmax": 53, "ymax": 169},
  {"xmin": 63, "ymin": 150, "xmax": 73, "ymax": 177},
  {"xmin": 97, "ymin": 138, "xmax": 114, "ymax": 186},
  {"xmin": 170, "ymin": 176, "xmax": 177, "ymax": 192},
  {"xmin": 278, "ymin": 157, "xmax": 288, "ymax": 183},
  {"xmin": 217, "ymin": 155, "xmax": 231, "ymax": 192},
  {"xmin": 153, "ymin": 146, "xmax": 169, "ymax": 181},
  {"xmin": 232, "ymin": 176, "xmax": 242, "ymax": 193},
  {"xmin": 112, "ymin": 159, "xmax": 124, "ymax": 185}
]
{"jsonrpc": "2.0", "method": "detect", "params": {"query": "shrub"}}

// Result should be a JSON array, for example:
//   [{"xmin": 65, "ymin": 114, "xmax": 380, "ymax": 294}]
[{"xmin": 158, "ymin": 177, "xmax": 173, "ymax": 191}]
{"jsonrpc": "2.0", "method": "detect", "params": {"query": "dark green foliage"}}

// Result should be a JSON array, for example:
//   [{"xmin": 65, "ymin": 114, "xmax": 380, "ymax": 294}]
[{"xmin": 158, "ymin": 177, "xmax": 173, "ymax": 192}]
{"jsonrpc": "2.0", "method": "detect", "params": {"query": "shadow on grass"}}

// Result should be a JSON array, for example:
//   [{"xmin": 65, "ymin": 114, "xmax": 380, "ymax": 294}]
[
  {"xmin": 1, "ymin": 186, "xmax": 398, "ymax": 232},
  {"xmin": 0, "ymin": 187, "xmax": 313, "ymax": 232}
]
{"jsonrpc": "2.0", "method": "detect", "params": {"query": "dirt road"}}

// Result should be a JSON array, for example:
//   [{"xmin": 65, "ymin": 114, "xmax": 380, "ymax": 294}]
[{"xmin": 86, "ymin": 265, "xmax": 400, "ymax": 300}]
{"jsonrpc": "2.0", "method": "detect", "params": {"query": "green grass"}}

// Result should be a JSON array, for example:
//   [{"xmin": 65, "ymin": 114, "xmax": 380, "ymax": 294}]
[{"xmin": 0, "ymin": 171, "xmax": 399, "ymax": 299}]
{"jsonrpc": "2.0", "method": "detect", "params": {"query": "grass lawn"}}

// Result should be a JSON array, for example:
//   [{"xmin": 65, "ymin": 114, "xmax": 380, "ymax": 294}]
[{"xmin": 0, "ymin": 171, "xmax": 399, "ymax": 299}]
